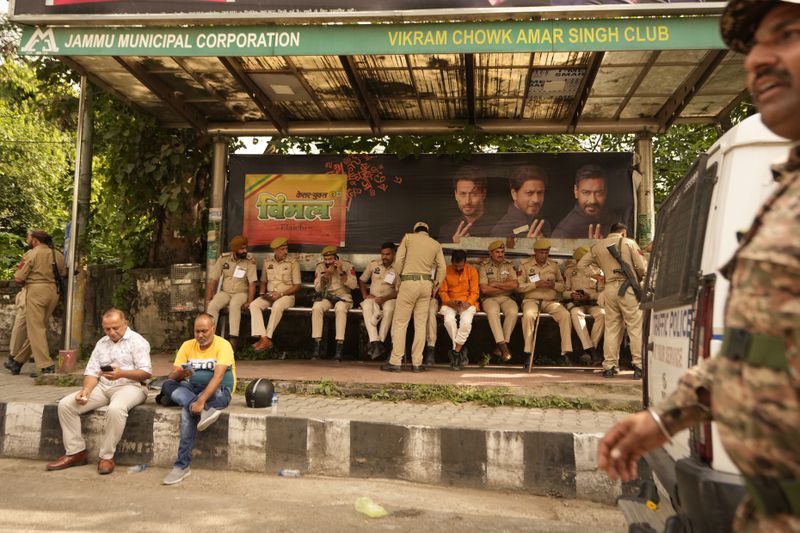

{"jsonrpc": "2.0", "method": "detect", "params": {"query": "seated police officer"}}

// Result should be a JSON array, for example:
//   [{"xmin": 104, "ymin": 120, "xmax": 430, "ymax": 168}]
[
  {"xmin": 359, "ymin": 242, "xmax": 399, "ymax": 360},
  {"xmin": 311, "ymin": 246, "xmax": 357, "ymax": 361}
]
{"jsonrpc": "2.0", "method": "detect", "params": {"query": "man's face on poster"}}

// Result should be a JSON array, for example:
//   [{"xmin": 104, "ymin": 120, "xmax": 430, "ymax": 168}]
[
  {"xmin": 511, "ymin": 179, "xmax": 546, "ymax": 217},
  {"xmin": 574, "ymin": 177, "xmax": 607, "ymax": 217},
  {"xmin": 454, "ymin": 179, "xmax": 486, "ymax": 218}
]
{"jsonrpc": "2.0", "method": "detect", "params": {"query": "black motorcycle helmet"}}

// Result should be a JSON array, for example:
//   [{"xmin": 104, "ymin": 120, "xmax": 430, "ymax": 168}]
[{"xmin": 245, "ymin": 378, "xmax": 275, "ymax": 408}]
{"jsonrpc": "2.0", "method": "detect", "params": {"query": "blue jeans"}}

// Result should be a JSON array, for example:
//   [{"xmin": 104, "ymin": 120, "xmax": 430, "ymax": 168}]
[{"xmin": 162, "ymin": 380, "xmax": 231, "ymax": 469}]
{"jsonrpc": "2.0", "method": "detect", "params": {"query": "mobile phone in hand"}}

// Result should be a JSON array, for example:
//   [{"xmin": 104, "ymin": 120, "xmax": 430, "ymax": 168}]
[
  {"xmin": 100, "ymin": 365, "xmax": 114, "ymax": 372},
  {"xmin": 181, "ymin": 363, "xmax": 194, "ymax": 374}
]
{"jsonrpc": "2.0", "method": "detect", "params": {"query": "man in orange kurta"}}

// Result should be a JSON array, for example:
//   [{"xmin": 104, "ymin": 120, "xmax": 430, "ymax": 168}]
[{"xmin": 438, "ymin": 249, "xmax": 480, "ymax": 370}]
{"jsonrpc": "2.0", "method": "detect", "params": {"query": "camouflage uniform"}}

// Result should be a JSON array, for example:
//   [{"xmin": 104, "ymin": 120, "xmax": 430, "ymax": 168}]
[{"xmin": 655, "ymin": 148, "xmax": 800, "ymax": 531}]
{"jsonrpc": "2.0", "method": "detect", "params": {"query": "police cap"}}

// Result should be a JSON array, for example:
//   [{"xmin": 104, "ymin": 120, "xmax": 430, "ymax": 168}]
[
  {"xmin": 533, "ymin": 238, "xmax": 552, "ymax": 250},
  {"xmin": 321, "ymin": 245, "xmax": 338, "ymax": 256},
  {"xmin": 488, "ymin": 239, "xmax": 505, "ymax": 252},
  {"xmin": 270, "ymin": 236, "xmax": 289, "ymax": 250}
]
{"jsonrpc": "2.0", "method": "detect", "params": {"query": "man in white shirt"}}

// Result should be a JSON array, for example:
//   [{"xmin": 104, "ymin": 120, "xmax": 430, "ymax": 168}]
[{"xmin": 45, "ymin": 308, "xmax": 152, "ymax": 475}]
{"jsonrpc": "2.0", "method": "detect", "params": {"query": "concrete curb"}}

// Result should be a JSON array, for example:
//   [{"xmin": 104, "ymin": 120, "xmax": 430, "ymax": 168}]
[{"xmin": 0, "ymin": 400, "xmax": 621, "ymax": 503}]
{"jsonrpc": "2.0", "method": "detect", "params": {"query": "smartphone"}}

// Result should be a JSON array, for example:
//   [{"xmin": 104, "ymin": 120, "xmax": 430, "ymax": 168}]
[
  {"xmin": 181, "ymin": 362, "xmax": 194, "ymax": 374},
  {"xmin": 100, "ymin": 365, "xmax": 113, "ymax": 372}
]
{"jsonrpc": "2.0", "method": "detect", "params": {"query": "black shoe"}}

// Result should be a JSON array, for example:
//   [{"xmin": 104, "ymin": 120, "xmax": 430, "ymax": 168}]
[
  {"xmin": 381, "ymin": 363, "xmax": 401, "ymax": 372},
  {"xmin": 633, "ymin": 366, "xmax": 643, "ymax": 380},
  {"xmin": 602, "ymin": 367, "xmax": 619, "ymax": 378},
  {"xmin": 522, "ymin": 353, "xmax": 532, "ymax": 371},
  {"xmin": 30, "ymin": 365, "xmax": 55, "ymax": 378},
  {"xmin": 459, "ymin": 346, "xmax": 469, "ymax": 368},
  {"xmin": 412, "ymin": 365, "xmax": 425, "ymax": 373},
  {"xmin": 590, "ymin": 348, "xmax": 604, "ymax": 366},
  {"xmin": 368, "ymin": 341, "xmax": 381, "ymax": 360},
  {"xmin": 311, "ymin": 340, "xmax": 322, "ymax": 360},
  {"xmin": 448, "ymin": 349, "xmax": 461, "ymax": 371},
  {"xmin": 7, "ymin": 359, "xmax": 23, "ymax": 375},
  {"xmin": 577, "ymin": 350, "xmax": 593, "ymax": 366},
  {"xmin": 423, "ymin": 346, "xmax": 435, "ymax": 367},
  {"xmin": 334, "ymin": 342, "xmax": 343, "ymax": 362}
]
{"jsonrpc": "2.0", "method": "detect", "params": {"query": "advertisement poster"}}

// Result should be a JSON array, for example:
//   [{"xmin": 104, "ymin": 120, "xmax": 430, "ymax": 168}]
[
  {"xmin": 243, "ymin": 173, "xmax": 347, "ymax": 246},
  {"xmin": 228, "ymin": 152, "xmax": 635, "ymax": 253}
]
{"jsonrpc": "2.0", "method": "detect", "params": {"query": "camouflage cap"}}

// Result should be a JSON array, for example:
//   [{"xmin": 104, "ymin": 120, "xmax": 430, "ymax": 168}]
[
  {"xmin": 533, "ymin": 238, "xmax": 552, "ymax": 250},
  {"xmin": 720, "ymin": 0, "xmax": 800, "ymax": 54},
  {"xmin": 229, "ymin": 235, "xmax": 248, "ymax": 252},
  {"xmin": 270, "ymin": 236, "xmax": 289, "ymax": 249},
  {"xmin": 573, "ymin": 246, "xmax": 589, "ymax": 261},
  {"xmin": 321, "ymin": 245, "xmax": 338, "ymax": 256},
  {"xmin": 488, "ymin": 239, "xmax": 505, "ymax": 251}
]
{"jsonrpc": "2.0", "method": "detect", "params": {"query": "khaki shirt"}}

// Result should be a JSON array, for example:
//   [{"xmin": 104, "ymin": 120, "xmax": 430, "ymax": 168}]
[
  {"xmin": 478, "ymin": 259, "xmax": 517, "ymax": 298},
  {"xmin": 578, "ymin": 232, "xmax": 646, "ymax": 286},
  {"xmin": 314, "ymin": 260, "xmax": 357, "ymax": 300},
  {"xmin": 209, "ymin": 253, "xmax": 257, "ymax": 294},
  {"xmin": 517, "ymin": 258, "xmax": 564, "ymax": 301},
  {"xmin": 563, "ymin": 264, "xmax": 603, "ymax": 301},
  {"xmin": 15, "ymin": 245, "xmax": 65, "ymax": 285},
  {"xmin": 394, "ymin": 232, "xmax": 447, "ymax": 287},
  {"xmin": 261, "ymin": 256, "xmax": 301, "ymax": 293},
  {"xmin": 359, "ymin": 259, "xmax": 399, "ymax": 298}
]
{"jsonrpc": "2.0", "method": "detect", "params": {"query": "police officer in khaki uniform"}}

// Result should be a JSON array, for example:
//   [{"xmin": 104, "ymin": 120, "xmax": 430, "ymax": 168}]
[
  {"xmin": 383, "ymin": 222, "xmax": 446, "ymax": 372},
  {"xmin": 578, "ymin": 222, "xmax": 645, "ymax": 377},
  {"xmin": 478, "ymin": 240, "xmax": 519, "ymax": 363},
  {"xmin": 205, "ymin": 235, "xmax": 257, "ymax": 349},
  {"xmin": 312, "ymin": 246, "xmax": 357, "ymax": 361},
  {"xmin": 359, "ymin": 242, "xmax": 399, "ymax": 360},
  {"xmin": 563, "ymin": 246, "xmax": 605, "ymax": 366},
  {"xmin": 250, "ymin": 236, "xmax": 301, "ymax": 352},
  {"xmin": 517, "ymin": 238, "xmax": 572, "ymax": 364},
  {"xmin": 5, "ymin": 230, "xmax": 65, "ymax": 376}
]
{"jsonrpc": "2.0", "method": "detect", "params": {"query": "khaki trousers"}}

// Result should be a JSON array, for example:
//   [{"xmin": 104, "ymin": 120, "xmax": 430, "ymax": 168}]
[
  {"xmin": 207, "ymin": 291, "xmax": 248, "ymax": 336},
  {"xmin": 311, "ymin": 299, "xmax": 352, "ymax": 341},
  {"xmin": 13, "ymin": 283, "xmax": 59, "ymax": 369},
  {"xmin": 427, "ymin": 299, "xmax": 438, "ymax": 347},
  {"xmin": 10, "ymin": 288, "xmax": 31, "ymax": 361},
  {"xmin": 569, "ymin": 304, "xmax": 605, "ymax": 350},
  {"xmin": 249, "ymin": 295, "xmax": 295, "ymax": 338},
  {"xmin": 390, "ymin": 280, "xmax": 432, "ymax": 366},
  {"xmin": 602, "ymin": 282, "xmax": 643, "ymax": 370},
  {"xmin": 360, "ymin": 298, "xmax": 396, "ymax": 343},
  {"xmin": 482, "ymin": 295, "xmax": 518, "ymax": 344},
  {"xmin": 58, "ymin": 382, "xmax": 147, "ymax": 459},
  {"xmin": 521, "ymin": 299, "xmax": 572, "ymax": 354}
]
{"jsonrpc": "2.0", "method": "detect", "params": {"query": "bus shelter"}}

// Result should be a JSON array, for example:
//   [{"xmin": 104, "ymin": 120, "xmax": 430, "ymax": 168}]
[{"xmin": 10, "ymin": 0, "xmax": 743, "ymax": 349}]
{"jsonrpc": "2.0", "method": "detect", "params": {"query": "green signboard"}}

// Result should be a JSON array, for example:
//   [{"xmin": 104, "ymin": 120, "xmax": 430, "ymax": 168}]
[{"xmin": 19, "ymin": 17, "xmax": 724, "ymax": 57}]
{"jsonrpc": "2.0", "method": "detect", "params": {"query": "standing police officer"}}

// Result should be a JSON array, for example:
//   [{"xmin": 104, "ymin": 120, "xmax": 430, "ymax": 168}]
[
  {"xmin": 383, "ymin": 222, "xmax": 446, "ymax": 372},
  {"xmin": 250, "ymin": 236, "xmax": 301, "ymax": 352},
  {"xmin": 311, "ymin": 246, "xmax": 357, "ymax": 361},
  {"xmin": 578, "ymin": 222, "xmax": 645, "ymax": 377},
  {"xmin": 205, "ymin": 235, "xmax": 257, "ymax": 350},
  {"xmin": 5, "ymin": 230, "xmax": 65, "ymax": 376}
]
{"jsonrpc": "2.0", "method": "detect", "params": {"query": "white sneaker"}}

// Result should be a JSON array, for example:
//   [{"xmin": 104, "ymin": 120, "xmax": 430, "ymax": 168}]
[
  {"xmin": 162, "ymin": 466, "xmax": 191, "ymax": 485},
  {"xmin": 197, "ymin": 407, "xmax": 222, "ymax": 432}
]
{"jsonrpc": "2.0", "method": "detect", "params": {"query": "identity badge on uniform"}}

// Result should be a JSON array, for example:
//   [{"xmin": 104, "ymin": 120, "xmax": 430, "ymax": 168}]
[
  {"xmin": 529, "ymin": 273, "xmax": 540, "ymax": 283},
  {"xmin": 233, "ymin": 266, "xmax": 246, "ymax": 278},
  {"xmin": 384, "ymin": 271, "xmax": 396, "ymax": 284}
]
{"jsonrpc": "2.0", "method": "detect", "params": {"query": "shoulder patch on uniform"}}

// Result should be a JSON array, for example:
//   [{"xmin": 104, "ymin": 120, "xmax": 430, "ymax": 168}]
[{"xmin": 267, "ymin": 264, "xmax": 274, "ymax": 269}]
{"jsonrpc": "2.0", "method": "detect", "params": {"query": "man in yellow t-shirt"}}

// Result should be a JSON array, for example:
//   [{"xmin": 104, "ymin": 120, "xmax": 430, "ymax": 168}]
[{"xmin": 159, "ymin": 313, "xmax": 236, "ymax": 485}]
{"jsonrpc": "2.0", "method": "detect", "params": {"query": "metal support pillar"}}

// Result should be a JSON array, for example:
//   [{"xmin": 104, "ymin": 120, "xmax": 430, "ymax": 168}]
[
  {"xmin": 635, "ymin": 135, "xmax": 655, "ymax": 246},
  {"xmin": 206, "ymin": 137, "xmax": 228, "ymax": 287},
  {"xmin": 63, "ymin": 76, "xmax": 92, "ymax": 354}
]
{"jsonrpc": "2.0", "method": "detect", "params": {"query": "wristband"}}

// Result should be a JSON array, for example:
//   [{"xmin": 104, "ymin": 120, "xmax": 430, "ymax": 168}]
[{"xmin": 647, "ymin": 408, "xmax": 673, "ymax": 444}]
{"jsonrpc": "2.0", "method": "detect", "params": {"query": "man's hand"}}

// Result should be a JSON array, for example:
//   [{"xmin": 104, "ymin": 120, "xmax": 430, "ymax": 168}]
[
  {"xmin": 452, "ymin": 221, "xmax": 473, "ymax": 243},
  {"xmin": 571, "ymin": 291, "xmax": 586, "ymax": 301},
  {"xmin": 537, "ymin": 280, "xmax": 554, "ymax": 289},
  {"xmin": 190, "ymin": 399, "xmax": 205, "ymax": 416},
  {"xmin": 374, "ymin": 295, "xmax": 386, "ymax": 305},
  {"xmin": 75, "ymin": 389, "xmax": 91, "ymax": 405},
  {"xmin": 526, "ymin": 219, "xmax": 546, "ymax": 239},
  {"xmin": 588, "ymin": 224, "xmax": 603, "ymax": 239},
  {"xmin": 242, "ymin": 301, "xmax": 251, "ymax": 311},
  {"xmin": 101, "ymin": 367, "xmax": 123, "ymax": 381},
  {"xmin": 597, "ymin": 411, "xmax": 668, "ymax": 482}
]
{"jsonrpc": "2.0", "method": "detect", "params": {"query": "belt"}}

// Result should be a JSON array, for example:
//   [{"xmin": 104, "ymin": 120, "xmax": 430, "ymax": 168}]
[
  {"xmin": 719, "ymin": 327, "xmax": 787, "ymax": 371},
  {"xmin": 745, "ymin": 476, "xmax": 800, "ymax": 516},
  {"xmin": 401, "ymin": 274, "xmax": 431, "ymax": 281}
]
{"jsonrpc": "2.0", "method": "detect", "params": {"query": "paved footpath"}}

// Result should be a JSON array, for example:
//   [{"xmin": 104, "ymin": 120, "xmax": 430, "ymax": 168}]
[{"xmin": 0, "ymin": 359, "xmax": 634, "ymax": 504}]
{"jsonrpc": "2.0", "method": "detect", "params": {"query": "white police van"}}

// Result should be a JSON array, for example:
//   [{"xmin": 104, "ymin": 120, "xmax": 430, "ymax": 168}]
[{"xmin": 639, "ymin": 114, "xmax": 791, "ymax": 532}]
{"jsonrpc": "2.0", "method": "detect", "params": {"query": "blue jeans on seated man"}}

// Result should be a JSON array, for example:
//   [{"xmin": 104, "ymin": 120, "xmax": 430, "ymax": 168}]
[{"xmin": 161, "ymin": 380, "xmax": 231, "ymax": 469}]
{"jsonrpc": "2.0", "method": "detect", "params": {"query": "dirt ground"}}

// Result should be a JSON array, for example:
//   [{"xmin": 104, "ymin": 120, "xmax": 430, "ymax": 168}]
[{"xmin": 0, "ymin": 458, "xmax": 625, "ymax": 532}]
